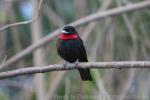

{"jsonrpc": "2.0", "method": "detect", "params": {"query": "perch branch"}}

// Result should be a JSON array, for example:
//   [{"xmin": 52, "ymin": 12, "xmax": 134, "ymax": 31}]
[
  {"xmin": 1, "ymin": 1, "xmax": 150, "ymax": 69},
  {"xmin": 0, "ymin": 0, "xmax": 43, "ymax": 32},
  {"xmin": 0, "ymin": 61, "xmax": 150, "ymax": 79}
]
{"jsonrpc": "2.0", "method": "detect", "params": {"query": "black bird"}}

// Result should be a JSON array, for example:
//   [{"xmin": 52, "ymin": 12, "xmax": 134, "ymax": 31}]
[{"xmin": 56, "ymin": 26, "xmax": 92, "ymax": 81}]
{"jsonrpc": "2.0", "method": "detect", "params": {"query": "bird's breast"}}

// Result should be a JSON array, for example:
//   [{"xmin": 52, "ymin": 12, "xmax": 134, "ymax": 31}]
[{"xmin": 56, "ymin": 39, "xmax": 81, "ymax": 63}]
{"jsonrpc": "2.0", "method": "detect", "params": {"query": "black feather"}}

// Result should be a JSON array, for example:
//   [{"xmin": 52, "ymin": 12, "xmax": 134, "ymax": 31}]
[{"xmin": 56, "ymin": 26, "xmax": 92, "ymax": 81}]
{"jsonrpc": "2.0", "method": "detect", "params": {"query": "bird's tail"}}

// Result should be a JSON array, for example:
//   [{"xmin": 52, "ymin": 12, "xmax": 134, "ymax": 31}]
[{"xmin": 78, "ymin": 68, "xmax": 92, "ymax": 81}]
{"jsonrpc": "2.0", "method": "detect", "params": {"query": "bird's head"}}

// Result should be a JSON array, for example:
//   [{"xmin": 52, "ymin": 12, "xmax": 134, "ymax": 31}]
[
  {"xmin": 59, "ymin": 26, "xmax": 78, "ymax": 40},
  {"xmin": 61, "ymin": 26, "xmax": 77, "ymax": 35}
]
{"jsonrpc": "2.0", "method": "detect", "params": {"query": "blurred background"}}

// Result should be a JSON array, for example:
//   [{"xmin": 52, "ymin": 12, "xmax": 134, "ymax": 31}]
[{"xmin": 0, "ymin": 0, "xmax": 150, "ymax": 100}]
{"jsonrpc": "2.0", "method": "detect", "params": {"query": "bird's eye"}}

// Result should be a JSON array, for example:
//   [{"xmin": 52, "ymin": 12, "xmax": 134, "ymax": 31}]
[{"xmin": 66, "ymin": 29, "xmax": 71, "ymax": 32}]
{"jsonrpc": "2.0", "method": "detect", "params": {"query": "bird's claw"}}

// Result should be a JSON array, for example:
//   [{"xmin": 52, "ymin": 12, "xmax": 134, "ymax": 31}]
[
  {"xmin": 74, "ymin": 59, "xmax": 79, "ymax": 67},
  {"xmin": 63, "ymin": 60, "xmax": 79, "ymax": 69},
  {"xmin": 63, "ymin": 61, "xmax": 68, "ymax": 68}
]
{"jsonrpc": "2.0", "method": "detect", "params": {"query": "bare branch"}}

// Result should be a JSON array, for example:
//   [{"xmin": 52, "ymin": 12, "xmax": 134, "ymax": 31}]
[
  {"xmin": 0, "ymin": 0, "xmax": 44, "ymax": 32},
  {"xmin": 0, "ymin": 61, "xmax": 150, "ymax": 79},
  {"xmin": 70, "ymin": 0, "xmax": 150, "ymax": 27},
  {"xmin": 1, "ymin": 1, "xmax": 150, "ymax": 70}
]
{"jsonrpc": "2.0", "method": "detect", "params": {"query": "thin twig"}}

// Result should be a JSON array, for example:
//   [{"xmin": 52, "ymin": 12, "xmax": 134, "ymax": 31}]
[
  {"xmin": 2, "ymin": 55, "xmax": 7, "ymax": 65},
  {"xmin": 46, "ymin": 71, "xmax": 67, "ymax": 100},
  {"xmin": 82, "ymin": 0, "xmax": 112, "ymax": 41},
  {"xmin": 0, "ymin": 61, "xmax": 150, "ymax": 79},
  {"xmin": 0, "ymin": 0, "xmax": 43, "ymax": 32},
  {"xmin": 0, "ymin": 1, "xmax": 150, "ymax": 70}
]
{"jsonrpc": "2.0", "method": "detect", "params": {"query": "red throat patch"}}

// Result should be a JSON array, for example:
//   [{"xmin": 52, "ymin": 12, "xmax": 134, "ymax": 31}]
[{"xmin": 58, "ymin": 33, "xmax": 78, "ymax": 40}]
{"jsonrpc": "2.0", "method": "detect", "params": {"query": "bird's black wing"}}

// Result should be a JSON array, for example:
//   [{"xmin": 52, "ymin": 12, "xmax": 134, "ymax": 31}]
[{"xmin": 78, "ymin": 38, "xmax": 88, "ymax": 62}]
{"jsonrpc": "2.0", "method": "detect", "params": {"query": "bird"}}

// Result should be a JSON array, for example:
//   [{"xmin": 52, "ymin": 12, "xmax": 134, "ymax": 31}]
[{"xmin": 56, "ymin": 25, "xmax": 92, "ymax": 81}]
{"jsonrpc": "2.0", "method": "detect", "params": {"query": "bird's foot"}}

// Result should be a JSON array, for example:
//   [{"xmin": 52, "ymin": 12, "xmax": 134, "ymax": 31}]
[
  {"xmin": 74, "ymin": 59, "xmax": 79, "ymax": 67},
  {"xmin": 63, "ymin": 61, "xmax": 68, "ymax": 68}
]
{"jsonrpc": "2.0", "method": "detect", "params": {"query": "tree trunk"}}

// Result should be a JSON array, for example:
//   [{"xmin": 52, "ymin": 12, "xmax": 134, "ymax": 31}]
[{"xmin": 31, "ymin": 0, "xmax": 46, "ymax": 100}]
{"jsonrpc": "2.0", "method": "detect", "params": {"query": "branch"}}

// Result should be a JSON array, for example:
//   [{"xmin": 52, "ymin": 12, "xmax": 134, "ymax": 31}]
[
  {"xmin": 0, "ymin": 61, "xmax": 150, "ymax": 79},
  {"xmin": 70, "ymin": 0, "xmax": 150, "ymax": 27},
  {"xmin": 0, "ymin": 0, "xmax": 43, "ymax": 32},
  {"xmin": 1, "ymin": 1, "xmax": 150, "ymax": 69}
]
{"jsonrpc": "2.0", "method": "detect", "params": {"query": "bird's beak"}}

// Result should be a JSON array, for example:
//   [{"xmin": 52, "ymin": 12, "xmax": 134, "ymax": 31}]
[{"xmin": 61, "ymin": 30, "xmax": 69, "ymax": 34}]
